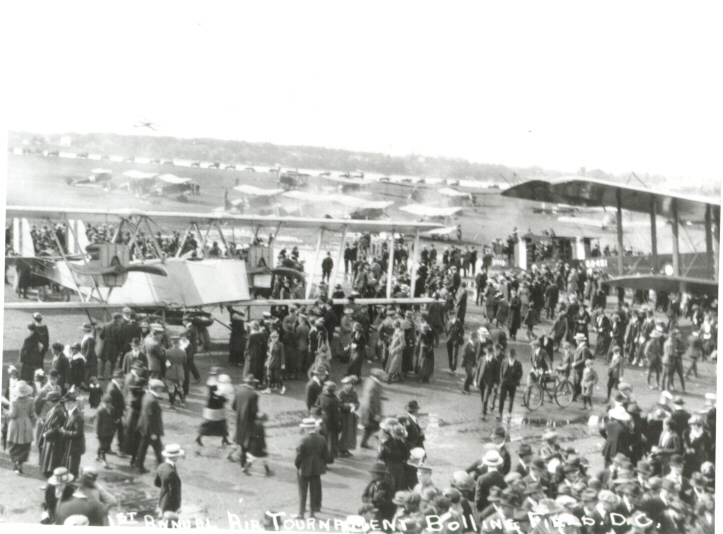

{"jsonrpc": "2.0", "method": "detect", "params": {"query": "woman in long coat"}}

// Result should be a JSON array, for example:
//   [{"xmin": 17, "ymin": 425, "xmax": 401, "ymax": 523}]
[
  {"xmin": 243, "ymin": 322, "xmax": 266, "ymax": 385},
  {"xmin": 228, "ymin": 310, "xmax": 246, "ymax": 368},
  {"xmin": 495, "ymin": 295, "xmax": 509, "ymax": 328},
  {"xmin": 122, "ymin": 379, "xmax": 146, "ymax": 457},
  {"xmin": 38, "ymin": 392, "xmax": 67, "ymax": 477},
  {"xmin": 81, "ymin": 324, "xmax": 98, "ymax": 384},
  {"xmin": 385, "ymin": 321, "xmax": 405, "ymax": 383},
  {"xmin": 507, "ymin": 291, "xmax": 522, "ymax": 341},
  {"xmin": 338, "ymin": 309, "xmax": 354, "ymax": 360},
  {"xmin": 338, "ymin": 376, "xmax": 359, "ymax": 456},
  {"xmin": 346, "ymin": 323, "xmax": 366, "ymax": 379},
  {"xmin": 195, "ymin": 368, "xmax": 232, "ymax": 446},
  {"xmin": 416, "ymin": 325, "xmax": 435, "ymax": 383},
  {"xmin": 7, "ymin": 381, "xmax": 36, "ymax": 474}
]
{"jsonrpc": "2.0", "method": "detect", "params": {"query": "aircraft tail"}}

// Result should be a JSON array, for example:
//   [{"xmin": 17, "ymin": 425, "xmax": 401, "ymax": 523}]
[{"xmin": 13, "ymin": 218, "xmax": 34, "ymax": 257}]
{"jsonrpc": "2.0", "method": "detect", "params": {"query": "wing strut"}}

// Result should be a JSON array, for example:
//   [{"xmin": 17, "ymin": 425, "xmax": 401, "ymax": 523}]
[
  {"xmin": 386, "ymin": 233, "xmax": 395, "ymax": 298},
  {"xmin": 328, "ymin": 224, "xmax": 348, "ymax": 292}
]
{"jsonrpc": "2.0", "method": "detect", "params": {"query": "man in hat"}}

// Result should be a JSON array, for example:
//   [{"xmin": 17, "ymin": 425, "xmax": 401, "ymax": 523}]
[
  {"xmin": 80, "ymin": 322, "xmax": 98, "ymax": 386},
  {"xmin": 19, "ymin": 322, "xmax": 41, "ymax": 383},
  {"xmin": 446, "ymin": 317, "xmax": 465, "ymax": 376},
  {"xmin": 474, "ymin": 450, "xmax": 507, "ymax": 515},
  {"xmin": 645, "ymin": 328, "xmax": 663, "ymax": 390},
  {"xmin": 232, "ymin": 376, "xmax": 259, "ymax": 468},
  {"xmin": 305, "ymin": 368, "xmax": 327, "ymax": 413},
  {"xmin": 321, "ymin": 251, "xmax": 333, "ymax": 283},
  {"xmin": 33, "ymin": 312, "xmax": 50, "ymax": 366},
  {"xmin": 60, "ymin": 391, "xmax": 86, "ymax": 478},
  {"xmin": 134, "ymin": 379, "xmax": 165, "ymax": 473},
  {"xmin": 601, "ymin": 408, "xmax": 632, "ymax": 467},
  {"xmin": 514, "ymin": 443, "xmax": 534, "ymax": 478},
  {"xmin": 498, "ymin": 349, "xmax": 522, "ymax": 420},
  {"xmin": 164, "ymin": 337, "xmax": 186, "ymax": 408},
  {"xmin": 295, "ymin": 417, "xmax": 330, "ymax": 519},
  {"xmin": 362, "ymin": 462, "xmax": 396, "ymax": 524},
  {"xmin": 118, "ymin": 309, "xmax": 142, "ymax": 368},
  {"xmin": 155, "ymin": 444, "xmax": 184, "ymax": 515},
  {"xmin": 244, "ymin": 322, "xmax": 267, "ymax": 386},
  {"xmin": 474, "ymin": 344, "xmax": 500, "ymax": 420},
  {"xmin": 145, "ymin": 326, "xmax": 167, "ymax": 381},
  {"xmin": 398, "ymin": 400, "xmax": 425, "ymax": 450},
  {"xmin": 38, "ymin": 391, "xmax": 67, "ymax": 477},
  {"xmin": 180, "ymin": 315, "xmax": 201, "ymax": 392},
  {"xmin": 571, "ymin": 333, "xmax": 589, "ymax": 401},
  {"xmin": 318, "ymin": 381, "xmax": 340, "ymax": 462},
  {"xmin": 669, "ymin": 396, "xmax": 690, "ymax": 440},
  {"xmin": 106, "ymin": 369, "xmax": 126, "ymax": 456},
  {"xmin": 51, "ymin": 343, "xmax": 71, "ymax": 395},
  {"xmin": 121, "ymin": 337, "xmax": 147, "ymax": 375},
  {"xmin": 98, "ymin": 313, "xmax": 123, "ymax": 380}
]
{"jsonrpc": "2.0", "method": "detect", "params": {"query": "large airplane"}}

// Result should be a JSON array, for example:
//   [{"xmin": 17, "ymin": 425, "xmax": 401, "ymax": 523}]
[
  {"xmin": 502, "ymin": 176, "xmax": 720, "ymax": 296},
  {"xmin": 133, "ymin": 116, "xmax": 160, "ymax": 131},
  {"xmin": 399, "ymin": 204, "xmax": 464, "ymax": 241},
  {"xmin": 4, "ymin": 206, "xmax": 443, "ymax": 313}
]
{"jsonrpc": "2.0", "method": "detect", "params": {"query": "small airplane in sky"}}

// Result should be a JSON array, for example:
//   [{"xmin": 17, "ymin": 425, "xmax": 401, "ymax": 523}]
[{"xmin": 133, "ymin": 116, "xmax": 160, "ymax": 131}]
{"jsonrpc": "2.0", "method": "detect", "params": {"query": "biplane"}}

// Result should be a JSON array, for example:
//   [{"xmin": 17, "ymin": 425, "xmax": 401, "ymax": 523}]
[
  {"xmin": 399, "ymin": 204, "xmax": 464, "ymax": 242},
  {"xmin": 502, "ymin": 176, "xmax": 720, "ymax": 295},
  {"xmin": 281, "ymin": 191, "xmax": 393, "ymax": 220},
  {"xmin": 67, "ymin": 168, "xmax": 114, "ymax": 188},
  {"xmin": 4, "ymin": 206, "xmax": 443, "ymax": 314}
]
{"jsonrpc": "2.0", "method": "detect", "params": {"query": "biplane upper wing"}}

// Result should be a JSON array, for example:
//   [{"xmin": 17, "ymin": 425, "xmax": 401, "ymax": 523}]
[
  {"xmin": 437, "ymin": 188, "xmax": 470, "ymax": 198},
  {"xmin": 602, "ymin": 275, "xmax": 718, "ymax": 297},
  {"xmin": 502, "ymin": 176, "xmax": 720, "ymax": 223},
  {"xmin": 5, "ymin": 206, "xmax": 443, "ymax": 233},
  {"xmin": 122, "ymin": 170, "xmax": 158, "ymax": 180},
  {"xmin": 157, "ymin": 174, "xmax": 192, "ymax": 184}
]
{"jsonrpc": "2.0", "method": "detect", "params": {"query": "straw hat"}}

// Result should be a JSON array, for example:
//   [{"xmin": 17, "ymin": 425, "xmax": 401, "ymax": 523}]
[
  {"xmin": 162, "ymin": 444, "xmax": 185, "ymax": 458},
  {"xmin": 482, "ymin": 450, "xmax": 503, "ymax": 467},
  {"xmin": 450, "ymin": 471, "xmax": 475, "ymax": 492},
  {"xmin": 64, "ymin": 516, "xmax": 90, "ymax": 526},
  {"xmin": 300, "ymin": 418, "xmax": 317, "ymax": 429},
  {"xmin": 48, "ymin": 467, "xmax": 74, "ymax": 485}
]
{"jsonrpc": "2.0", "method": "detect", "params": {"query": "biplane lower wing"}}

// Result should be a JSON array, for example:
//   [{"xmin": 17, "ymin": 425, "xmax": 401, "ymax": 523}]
[
  {"xmin": 603, "ymin": 275, "xmax": 718, "ymax": 297},
  {"xmin": 5, "ymin": 297, "xmax": 438, "ymax": 311}
]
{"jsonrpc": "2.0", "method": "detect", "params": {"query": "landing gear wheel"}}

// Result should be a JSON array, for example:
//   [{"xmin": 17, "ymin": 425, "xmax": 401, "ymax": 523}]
[
  {"xmin": 37, "ymin": 286, "xmax": 48, "ymax": 302},
  {"xmin": 555, "ymin": 379, "xmax": 574, "ymax": 408},
  {"xmin": 523, "ymin": 383, "xmax": 543, "ymax": 411}
]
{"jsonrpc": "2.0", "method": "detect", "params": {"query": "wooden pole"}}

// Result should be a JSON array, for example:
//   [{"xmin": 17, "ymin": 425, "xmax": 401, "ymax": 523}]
[
  {"xmin": 411, "ymin": 228, "xmax": 420, "ymax": 298},
  {"xmin": 671, "ymin": 199, "xmax": 680, "ymax": 276},
  {"xmin": 386, "ymin": 234, "xmax": 396, "ymax": 298},
  {"xmin": 306, "ymin": 229, "xmax": 325, "ymax": 299},
  {"xmin": 705, "ymin": 204, "xmax": 714, "ymax": 279},
  {"xmin": 649, "ymin": 196, "xmax": 658, "ymax": 273},
  {"xmin": 329, "ymin": 225, "xmax": 348, "ymax": 292},
  {"xmin": 616, "ymin": 189, "xmax": 624, "ymax": 276},
  {"xmin": 713, "ymin": 212, "xmax": 720, "ymax": 279}
]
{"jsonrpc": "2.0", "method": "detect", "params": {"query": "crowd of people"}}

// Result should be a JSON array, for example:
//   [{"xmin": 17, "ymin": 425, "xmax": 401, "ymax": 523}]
[{"xmin": 1, "ymin": 229, "xmax": 719, "ymax": 531}]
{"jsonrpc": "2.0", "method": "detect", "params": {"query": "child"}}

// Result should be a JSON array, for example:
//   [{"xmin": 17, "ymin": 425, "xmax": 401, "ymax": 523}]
[
  {"xmin": 88, "ymin": 377, "xmax": 102, "ymax": 409},
  {"xmin": 243, "ymin": 413, "xmax": 272, "ymax": 476},
  {"xmin": 524, "ymin": 307, "xmax": 539, "ymax": 341},
  {"xmin": 95, "ymin": 394, "xmax": 115, "ymax": 468},
  {"xmin": 581, "ymin": 359, "xmax": 598, "ymax": 410}
]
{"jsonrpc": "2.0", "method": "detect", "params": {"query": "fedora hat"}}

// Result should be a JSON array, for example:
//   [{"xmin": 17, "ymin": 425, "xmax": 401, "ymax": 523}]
[
  {"xmin": 16, "ymin": 381, "xmax": 33, "ymax": 397},
  {"xmin": 635, "ymin": 460, "xmax": 654, "ymax": 476},
  {"xmin": 80, "ymin": 323, "xmax": 94, "ymax": 332},
  {"xmin": 48, "ymin": 467, "xmax": 74, "ymax": 485},
  {"xmin": 450, "ymin": 470, "xmax": 474, "ymax": 492},
  {"xmin": 482, "ymin": 450, "xmax": 503, "ymax": 467},
  {"xmin": 518, "ymin": 443, "xmax": 533, "ymax": 456},
  {"xmin": 323, "ymin": 381, "xmax": 337, "ymax": 392},
  {"xmin": 149, "ymin": 378, "xmax": 165, "ymax": 390},
  {"xmin": 162, "ymin": 444, "xmax": 185, "ymax": 458}
]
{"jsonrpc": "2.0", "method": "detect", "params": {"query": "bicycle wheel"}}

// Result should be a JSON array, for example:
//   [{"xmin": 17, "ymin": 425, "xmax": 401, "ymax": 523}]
[
  {"xmin": 555, "ymin": 379, "xmax": 574, "ymax": 408},
  {"xmin": 523, "ymin": 383, "xmax": 543, "ymax": 411}
]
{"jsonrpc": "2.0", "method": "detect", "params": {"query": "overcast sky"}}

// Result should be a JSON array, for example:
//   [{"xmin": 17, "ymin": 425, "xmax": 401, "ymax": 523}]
[{"xmin": 4, "ymin": 2, "xmax": 722, "ymax": 180}]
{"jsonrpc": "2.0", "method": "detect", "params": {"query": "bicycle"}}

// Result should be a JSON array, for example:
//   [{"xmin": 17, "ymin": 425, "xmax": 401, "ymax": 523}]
[{"xmin": 522, "ymin": 368, "xmax": 574, "ymax": 411}]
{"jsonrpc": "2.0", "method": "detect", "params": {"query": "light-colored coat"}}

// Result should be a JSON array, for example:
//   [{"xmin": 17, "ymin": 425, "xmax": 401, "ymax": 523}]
[
  {"xmin": 360, "ymin": 377, "xmax": 383, "ymax": 427},
  {"xmin": 8, "ymin": 395, "xmax": 36, "ymax": 444}
]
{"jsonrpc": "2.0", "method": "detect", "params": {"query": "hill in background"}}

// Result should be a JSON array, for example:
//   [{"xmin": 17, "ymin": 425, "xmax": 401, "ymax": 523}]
[{"xmin": 8, "ymin": 131, "xmax": 720, "ymax": 197}]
